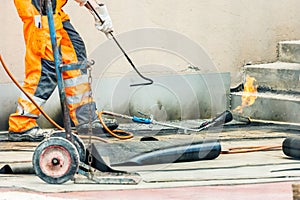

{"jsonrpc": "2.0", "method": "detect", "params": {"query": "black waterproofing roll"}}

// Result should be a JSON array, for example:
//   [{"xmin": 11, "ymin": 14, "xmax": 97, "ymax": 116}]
[
  {"xmin": 282, "ymin": 137, "xmax": 300, "ymax": 159},
  {"xmin": 120, "ymin": 142, "xmax": 221, "ymax": 166},
  {"xmin": 89, "ymin": 140, "xmax": 221, "ymax": 172},
  {"xmin": 0, "ymin": 163, "xmax": 34, "ymax": 174}
]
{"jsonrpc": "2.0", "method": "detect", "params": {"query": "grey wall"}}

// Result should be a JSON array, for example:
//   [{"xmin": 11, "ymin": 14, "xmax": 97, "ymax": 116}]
[{"xmin": 0, "ymin": 72, "xmax": 230, "ymax": 131}]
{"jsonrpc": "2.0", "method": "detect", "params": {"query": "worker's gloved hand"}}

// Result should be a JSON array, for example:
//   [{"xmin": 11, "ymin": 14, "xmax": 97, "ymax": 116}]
[
  {"xmin": 74, "ymin": 0, "xmax": 87, "ymax": 6},
  {"xmin": 94, "ymin": 4, "xmax": 113, "ymax": 36}
]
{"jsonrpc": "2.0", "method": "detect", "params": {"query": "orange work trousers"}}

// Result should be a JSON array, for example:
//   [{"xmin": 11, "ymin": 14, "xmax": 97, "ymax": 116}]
[{"xmin": 9, "ymin": 0, "xmax": 98, "ymax": 133}]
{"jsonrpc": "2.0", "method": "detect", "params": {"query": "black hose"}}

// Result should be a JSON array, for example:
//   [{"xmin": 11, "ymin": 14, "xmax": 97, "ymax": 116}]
[{"xmin": 86, "ymin": 1, "xmax": 154, "ymax": 87}]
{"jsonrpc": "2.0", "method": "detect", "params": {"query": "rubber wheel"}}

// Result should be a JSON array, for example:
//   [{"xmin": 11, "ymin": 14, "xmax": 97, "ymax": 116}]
[
  {"xmin": 50, "ymin": 131, "xmax": 86, "ymax": 162},
  {"xmin": 32, "ymin": 137, "xmax": 79, "ymax": 184}
]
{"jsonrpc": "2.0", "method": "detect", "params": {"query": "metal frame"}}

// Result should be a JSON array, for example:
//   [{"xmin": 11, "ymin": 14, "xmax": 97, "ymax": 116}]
[{"xmin": 43, "ymin": 0, "xmax": 141, "ymax": 184}]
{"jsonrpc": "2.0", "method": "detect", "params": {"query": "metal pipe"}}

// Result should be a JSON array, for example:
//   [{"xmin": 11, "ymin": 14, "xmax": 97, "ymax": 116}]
[
  {"xmin": 46, "ymin": 0, "xmax": 72, "ymax": 141},
  {"xmin": 100, "ymin": 110, "xmax": 233, "ymax": 133}
]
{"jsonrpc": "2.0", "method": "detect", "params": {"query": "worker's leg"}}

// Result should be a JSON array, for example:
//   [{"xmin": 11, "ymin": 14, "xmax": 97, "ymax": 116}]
[
  {"xmin": 60, "ymin": 20, "xmax": 118, "ymax": 133},
  {"xmin": 60, "ymin": 20, "xmax": 97, "ymax": 126},
  {"xmin": 8, "ymin": 49, "xmax": 57, "ymax": 141}
]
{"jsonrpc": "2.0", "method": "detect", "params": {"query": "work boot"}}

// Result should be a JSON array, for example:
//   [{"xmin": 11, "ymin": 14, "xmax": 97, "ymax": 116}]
[
  {"xmin": 8, "ymin": 127, "xmax": 52, "ymax": 142},
  {"xmin": 76, "ymin": 118, "xmax": 119, "ymax": 136}
]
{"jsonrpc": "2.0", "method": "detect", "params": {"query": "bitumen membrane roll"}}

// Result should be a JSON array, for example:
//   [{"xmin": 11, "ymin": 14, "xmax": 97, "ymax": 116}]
[
  {"xmin": 282, "ymin": 137, "xmax": 300, "ymax": 159},
  {"xmin": 89, "ymin": 139, "xmax": 221, "ymax": 172},
  {"xmin": 0, "ymin": 162, "xmax": 34, "ymax": 174}
]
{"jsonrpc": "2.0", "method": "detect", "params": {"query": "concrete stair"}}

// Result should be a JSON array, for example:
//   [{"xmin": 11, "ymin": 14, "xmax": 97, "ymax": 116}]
[
  {"xmin": 231, "ymin": 40, "xmax": 300, "ymax": 123},
  {"xmin": 231, "ymin": 92, "xmax": 300, "ymax": 123},
  {"xmin": 243, "ymin": 62, "xmax": 300, "ymax": 93},
  {"xmin": 279, "ymin": 40, "xmax": 300, "ymax": 63}
]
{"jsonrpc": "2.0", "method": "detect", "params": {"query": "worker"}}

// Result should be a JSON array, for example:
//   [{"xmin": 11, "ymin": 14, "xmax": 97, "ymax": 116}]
[{"xmin": 9, "ymin": 0, "xmax": 117, "ymax": 141}]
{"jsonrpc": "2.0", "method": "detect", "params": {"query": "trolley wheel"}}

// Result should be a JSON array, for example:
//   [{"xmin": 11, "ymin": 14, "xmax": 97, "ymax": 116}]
[
  {"xmin": 50, "ymin": 131, "xmax": 86, "ymax": 162},
  {"xmin": 32, "ymin": 137, "xmax": 79, "ymax": 184}
]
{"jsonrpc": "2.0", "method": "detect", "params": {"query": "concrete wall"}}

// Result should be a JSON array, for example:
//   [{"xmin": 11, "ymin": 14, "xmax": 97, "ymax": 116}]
[
  {"xmin": 0, "ymin": 72, "xmax": 230, "ymax": 130},
  {"xmin": 2, "ymin": 0, "xmax": 300, "ymax": 86},
  {"xmin": 1, "ymin": 0, "xmax": 300, "ymax": 130}
]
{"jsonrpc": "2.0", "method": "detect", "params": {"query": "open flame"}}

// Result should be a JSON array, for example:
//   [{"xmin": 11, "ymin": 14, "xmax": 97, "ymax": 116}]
[{"xmin": 233, "ymin": 75, "xmax": 258, "ymax": 113}]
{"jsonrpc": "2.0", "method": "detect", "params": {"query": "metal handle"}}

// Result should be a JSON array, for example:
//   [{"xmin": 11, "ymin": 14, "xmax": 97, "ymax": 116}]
[{"xmin": 85, "ymin": 1, "xmax": 154, "ymax": 87}]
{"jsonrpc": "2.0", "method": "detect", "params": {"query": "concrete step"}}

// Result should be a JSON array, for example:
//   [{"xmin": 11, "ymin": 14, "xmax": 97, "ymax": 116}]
[
  {"xmin": 278, "ymin": 40, "xmax": 300, "ymax": 63},
  {"xmin": 244, "ymin": 62, "xmax": 300, "ymax": 92},
  {"xmin": 231, "ymin": 91, "xmax": 300, "ymax": 123}
]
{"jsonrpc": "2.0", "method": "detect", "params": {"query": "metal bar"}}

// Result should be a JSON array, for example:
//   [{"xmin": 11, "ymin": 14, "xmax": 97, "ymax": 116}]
[
  {"xmin": 85, "ymin": 1, "xmax": 153, "ymax": 87},
  {"xmin": 61, "ymin": 63, "xmax": 86, "ymax": 72},
  {"xmin": 61, "ymin": 60, "xmax": 94, "ymax": 72},
  {"xmin": 76, "ymin": 163, "xmax": 141, "ymax": 185},
  {"xmin": 46, "ymin": 0, "xmax": 72, "ymax": 141}
]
